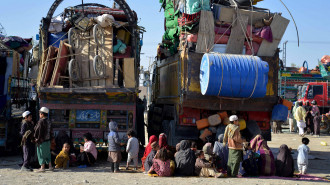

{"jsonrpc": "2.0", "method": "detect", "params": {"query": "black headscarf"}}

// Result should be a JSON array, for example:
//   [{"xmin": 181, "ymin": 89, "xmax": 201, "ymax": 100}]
[
  {"xmin": 275, "ymin": 144, "xmax": 294, "ymax": 177},
  {"xmin": 174, "ymin": 140, "xmax": 196, "ymax": 176}
]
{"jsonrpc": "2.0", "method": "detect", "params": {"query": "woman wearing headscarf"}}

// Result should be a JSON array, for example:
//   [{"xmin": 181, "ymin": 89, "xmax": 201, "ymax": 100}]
[
  {"xmin": 250, "ymin": 135, "xmax": 263, "ymax": 153},
  {"xmin": 275, "ymin": 144, "xmax": 294, "ymax": 177},
  {"xmin": 304, "ymin": 101, "xmax": 313, "ymax": 134},
  {"xmin": 311, "ymin": 100, "xmax": 321, "ymax": 137},
  {"xmin": 202, "ymin": 142, "xmax": 213, "ymax": 162},
  {"xmin": 159, "ymin": 133, "xmax": 169, "ymax": 149},
  {"xmin": 141, "ymin": 135, "xmax": 158, "ymax": 170},
  {"xmin": 257, "ymin": 139, "xmax": 276, "ymax": 176},
  {"xmin": 213, "ymin": 134, "xmax": 228, "ymax": 171},
  {"xmin": 175, "ymin": 140, "xmax": 196, "ymax": 176}
]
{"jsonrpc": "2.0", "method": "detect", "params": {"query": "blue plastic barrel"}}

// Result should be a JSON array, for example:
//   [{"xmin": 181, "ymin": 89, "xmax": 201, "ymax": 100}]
[{"xmin": 199, "ymin": 53, "xmax": 269, "ymax": 98}]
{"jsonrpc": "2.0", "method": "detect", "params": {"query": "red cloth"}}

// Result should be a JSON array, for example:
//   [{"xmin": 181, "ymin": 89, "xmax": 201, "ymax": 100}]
[
  {"xmin": 141, "ymin": 135, "xmax": 158, "ymax": 170},
  {"xmin": 159, "ymin": 133, "xmax": 169, "ymax": 149}
]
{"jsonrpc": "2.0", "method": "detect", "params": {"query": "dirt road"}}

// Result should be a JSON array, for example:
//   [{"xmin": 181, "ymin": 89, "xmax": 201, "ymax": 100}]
[{"xmin": 0, "ymin": 133, "xmax": 329, "ymax": 185}]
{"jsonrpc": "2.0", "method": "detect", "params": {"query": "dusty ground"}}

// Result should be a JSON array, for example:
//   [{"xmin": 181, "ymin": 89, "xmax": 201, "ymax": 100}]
[{"xmin": 0, "ymin": 132, "xmax": 330, "ymax": 185}]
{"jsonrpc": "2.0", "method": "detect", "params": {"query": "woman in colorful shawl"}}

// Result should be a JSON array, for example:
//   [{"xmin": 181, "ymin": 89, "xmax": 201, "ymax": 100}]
[
  {"xmin": 175, "ymin": 140, "xmax": 196, "ymax": 176},
  {"xmin": 250, "ymin": 135, "xmax": 263, "ymax": 153},
  {"xmin": 257, "ymin": 139, "xmax": 276, "ymax": 176},
  {"xmin": 275, "ymin": 144, "xmax": 294, "ymax": 177},
  {"xmin": 141, "ymin": 135, "xmax": 158, "ymax": 170},
  {"xmin": 148, "ymin": 148, "xmax": 171, "ymax": 177}
]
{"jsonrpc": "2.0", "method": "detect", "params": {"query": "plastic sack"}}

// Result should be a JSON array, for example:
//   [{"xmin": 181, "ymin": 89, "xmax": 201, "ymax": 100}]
[
  {"xmin": 49, "ymin": 16, "xmax": 63, "ymax": 33},
  {"xmin": 271, "ymin": 104, "xmax": 288, "ymax": 121},
  {"xmin": 94, "ymin": 14, "xmax": 115, "ymax": 27},
  {"xmin": 321, "ymin": 55, "xmax": 330, "ymax": 64},
  {"xmin": 113, "ymin": 40, "xmax": 127, "ymax": 54}
]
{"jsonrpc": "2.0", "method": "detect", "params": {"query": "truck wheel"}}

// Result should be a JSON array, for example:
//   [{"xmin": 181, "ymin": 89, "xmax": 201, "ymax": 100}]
[
  {"xmin": 93, "ymin": 24, "xmax": 105, "ymax": 46},
  {"xmin": 68, "ymin": 59, "xmax": 80, "ymax": 81},
  {"xmin": 68, "ymin": 28, "xmax": 80, "ymax": 50},
  {"xmin": 93, "ymin": 55, "xmax": 105, "ymax": 77},
  {"xmin": 246, "ymin": 120, "xmax": 261, "ymax": 139}
]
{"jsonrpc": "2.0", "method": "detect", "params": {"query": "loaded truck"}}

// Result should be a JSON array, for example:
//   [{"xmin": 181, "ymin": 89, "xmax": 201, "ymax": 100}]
[
  {"xmin": 0, "ymin": 39, "xmax": 33, "ymax": 154},
  {"xmin": 36, "ymin": 0, "xmax": 144, "ymax": 150},
  {"xmin": 148, "ymin": 1, "xmax": 290, "ymax": 145}
]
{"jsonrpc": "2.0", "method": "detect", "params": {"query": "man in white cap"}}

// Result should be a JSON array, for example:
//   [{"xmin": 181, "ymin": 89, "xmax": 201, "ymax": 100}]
[
  {"xmin": 34, "ymin": 107, "xmax": 53, "ymax": 172},
  {"xmin": 20, "ymin": 111, "xmax": 35, "ymax": 171},
  {"xmin": 223, "ymin": 115, "xmax": 244, "ymax": 177}
]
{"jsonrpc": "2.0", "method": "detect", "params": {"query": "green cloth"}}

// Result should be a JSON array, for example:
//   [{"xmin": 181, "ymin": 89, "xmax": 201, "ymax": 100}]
[
  {"xmin": 227, "ymin": 149, "xmax": 243, "ymax": 177},
  {"xmin": 37, "ymin": 140, "xmax": 51, "ymax": 165}
]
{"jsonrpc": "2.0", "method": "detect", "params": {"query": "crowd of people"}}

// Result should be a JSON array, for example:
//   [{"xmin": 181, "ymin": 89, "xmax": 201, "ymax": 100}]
[
  {"xmin": 20, "ymin": 107, "xmax": 311, "ymax": 178},
  {"xmin": 289, "ymin": 100, "xmax": 321, "ymax": 137}
]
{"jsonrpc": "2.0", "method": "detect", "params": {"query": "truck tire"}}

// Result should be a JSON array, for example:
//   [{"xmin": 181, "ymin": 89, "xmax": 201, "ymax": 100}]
[
  {"xmin": 161, "ymin": 120, "xmax": 170, "ymax": 137},
  {"xmin": 320, "ymin": 120, "xmax": 330, "ymax": 134},
  {"xmin": 68, "ymin": 28, "xmax": 80, "ymax": 50},
  {"xmin": 93, "ymin": 55, "xmax": 105, "ymax": 77},
  {"xmin": 93, "ymin": 24, "xmax": 104, "ymax": 46},
  {"xmin": 68, "ymin": 59, "xmax": 80, "ymax": 81},
  {"xmin": 246, "ymin": 120, "xmax": 261, "ymax": 139}
]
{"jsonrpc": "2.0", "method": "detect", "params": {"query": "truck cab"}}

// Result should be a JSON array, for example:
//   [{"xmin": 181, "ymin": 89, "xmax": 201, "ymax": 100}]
[{"xmin": 298, "ymin": 82, "xmax": 330, "ymax": 111}]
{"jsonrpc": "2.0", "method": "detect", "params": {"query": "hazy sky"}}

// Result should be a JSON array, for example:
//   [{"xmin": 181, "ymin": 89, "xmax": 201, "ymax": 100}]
[{"xmin": 1, "ymin": 0, "xmax": 329, "ymax": 70}]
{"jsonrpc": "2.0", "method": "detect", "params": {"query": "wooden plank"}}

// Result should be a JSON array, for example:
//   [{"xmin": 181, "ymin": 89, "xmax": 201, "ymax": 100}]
[
  {"xmin": 196, "ymin": 10, "xmax": 215, "ymax": 53},
  {"xmin": 80, "ymin": 30, "xmax": 91, "ymax": 87},
  {"xmin": 257, "ymin": 14, "xmax": 290, "ymax": 56},
  {"xmin": 217, "ymin": 5, "xmax": 273, "ymax": 25},
  {"xmin": 226, "ymin": 14, "xmax": 249, "ymax": 54},
  {"xmin": 123, "ymin": 58, "xmax": 135, "ymax": 88},
  {"xmin": 89, "ymin": 29, "xmax": 98, "ymax": 87},
  {"xmin": 103, "ymin": 26, "xmax": 114, "ymax": 87},
  {"xmin": 11, "ymin": 52, "xmax": 19, "ymax": 77},
  {"xmin": 42, "ymin": 46, "xmax": 57, "ymax": 86},
  {"xmin": 50, "ymin": 41, "xmax": 69, "ymax": 86}
]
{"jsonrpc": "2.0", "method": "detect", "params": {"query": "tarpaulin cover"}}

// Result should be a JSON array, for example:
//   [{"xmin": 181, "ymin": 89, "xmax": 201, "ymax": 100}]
[{"xmin": 271, "ymin": 104, "xmax": 288, "ymax": 121}]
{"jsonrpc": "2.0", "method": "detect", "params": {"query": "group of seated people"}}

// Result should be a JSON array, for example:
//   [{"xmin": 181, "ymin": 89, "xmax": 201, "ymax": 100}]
[{"xmin": 142, "ymin": 133, "xmax": 297, "ymax": 178}]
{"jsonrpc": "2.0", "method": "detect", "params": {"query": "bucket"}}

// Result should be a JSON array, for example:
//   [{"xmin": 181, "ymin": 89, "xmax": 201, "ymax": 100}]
[{"xmin": 200, "ymin": 53, "xmax": 269, "ymax": 98}]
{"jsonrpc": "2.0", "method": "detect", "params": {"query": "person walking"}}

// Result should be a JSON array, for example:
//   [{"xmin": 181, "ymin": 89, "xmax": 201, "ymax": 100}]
[
  {"xmin": 304, "ymin": 101, "xmax": 313, "ymax": 134},
  {"xmin": 34, "ymin": 107, "xmax": 53, "ymax": 172},
  {"xmin": 20, "ymin": 111, "xmax": 35, "ymax": 171},
  {"xmin": 294, "ymin": 102, "xmax": 307, "ymax": 136},
  {"xmin": 223, "ymin": 115, "xmax": 244, "ymax": 177},
  {"xmin": 311, "ymin": 100, "xmax": 321, "ymax": 137}
]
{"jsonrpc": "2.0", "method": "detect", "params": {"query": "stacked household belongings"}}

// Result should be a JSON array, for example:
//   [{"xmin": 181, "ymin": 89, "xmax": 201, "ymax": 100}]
[
  {"xmin": 157, "ymin": 0, "xmax": 289, "ymax": 59},
  {"xmin": 37, "ymin": 4, "xmax": 142, "ymax": 89}
]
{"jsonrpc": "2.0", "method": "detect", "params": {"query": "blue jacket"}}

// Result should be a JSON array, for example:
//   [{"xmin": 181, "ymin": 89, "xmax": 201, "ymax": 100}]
[{"xmin": 108, "ymin": 121, "xmax": 121, "ymax": 152}]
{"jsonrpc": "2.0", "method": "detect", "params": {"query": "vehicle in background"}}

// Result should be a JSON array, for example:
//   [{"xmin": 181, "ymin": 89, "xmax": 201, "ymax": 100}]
[
  {"xmin": 298, "ymin": 82, "xmax": 330, "ymax": 133},
  {"xmin": 0, "ymin": 40, "xmax": 33, "ymax": 154}
]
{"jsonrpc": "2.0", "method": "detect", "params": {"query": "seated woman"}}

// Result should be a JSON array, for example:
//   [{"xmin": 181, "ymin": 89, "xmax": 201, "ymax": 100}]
[
  {"xmin": 256, "ymin": 139, "xmax": 275, "ymax": 176},
  {"xmin": 148, "ymin": 148, "xmax": 171, "ymax": 177},
  {"xmin": 276, "ymin": 144, "xmax": 294, "ymax": 177},
  {"xmin": 77, "ymin": 133, "xmax": 97, "ymax": 168},
  {"xmin": 175, "ymin": 140, "xmax": 196, "ymax": 176},
  {"xmin": 144, "ymin": 141, "xmax": 159, "ymax": 173}
]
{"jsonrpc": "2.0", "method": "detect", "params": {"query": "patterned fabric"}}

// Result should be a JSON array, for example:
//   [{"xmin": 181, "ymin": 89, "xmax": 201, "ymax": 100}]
[
  {"xmin": 257, "ymin": 140, "xmax": 275, "ymax": 176},
  {"xmin": 178, "ymin": 11, "xmax": 201, "ymax": 27},
  {"xmin": 152, "ymin": 159, "xmax": 171, "ymax": 177}
]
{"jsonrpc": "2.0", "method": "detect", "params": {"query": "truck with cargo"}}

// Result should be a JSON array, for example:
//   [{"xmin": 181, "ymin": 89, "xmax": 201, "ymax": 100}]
[
  {"xmin": 148, "ymin": 1, "xmax": 290, "ymax": 145},
  {"xmin": 36, "ymin": 1, "xmax": 144, "ymax": 149},
  {"xmin": 0, "ymin": 39, "xmax": 32, "ymax": 154}
]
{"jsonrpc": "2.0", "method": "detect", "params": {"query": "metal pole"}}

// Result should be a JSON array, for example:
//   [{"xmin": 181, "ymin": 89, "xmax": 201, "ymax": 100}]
[{"xmin": 283, "ymin": 40, "xmax": 288, "ymax": 67}]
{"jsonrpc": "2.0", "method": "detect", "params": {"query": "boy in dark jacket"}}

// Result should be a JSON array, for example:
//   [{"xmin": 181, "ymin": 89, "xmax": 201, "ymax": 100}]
[
  {"xmin": 20, "ymin": 111, "xmax": 35, "ymax": 171},
  {"xmin": 108, "ymin": 121, "xmax": 121, "ymax": 172}
]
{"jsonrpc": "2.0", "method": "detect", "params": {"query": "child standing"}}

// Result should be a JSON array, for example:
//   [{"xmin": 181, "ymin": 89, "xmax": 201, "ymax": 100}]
[
  {"xmin": 55, "ymin": 143, "xmax": 70, "ymax": 169},
  {"xmin": 297, "ymin": 137, "xmax": 310, "ymax": 175},
  {"xmin": 108, "ymin": 121, "xmax": 121, "ymax": 172},
  {"xmin": 20, "ymin": 111, "xmax": 35, "ymax": 172},
  {"xmin": 126, "ymin": 129, "xmax": 139, "ymax": 170}
]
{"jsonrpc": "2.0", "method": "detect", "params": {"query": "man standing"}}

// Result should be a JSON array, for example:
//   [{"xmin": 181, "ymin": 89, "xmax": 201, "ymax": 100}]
[
  {"xmin": 34, "ymin": 107, "xmax": 53, "ymax": 172},
  {"xmin": 20, "ymin": 111, "xmax": 35, "ymax": 171},
  {"xmin": 294, "ymin": 102, "xmax": 307, "ymax": 136},
  {"xmin": 223, "ymin": 115, "xmax": 244, "ymax": 177}
]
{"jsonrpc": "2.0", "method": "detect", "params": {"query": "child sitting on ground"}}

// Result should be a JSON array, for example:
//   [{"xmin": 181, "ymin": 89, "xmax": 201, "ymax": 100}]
[
  {"xmin": 297, "ymin": 137, "xmax": 310, "ymax": 175},
  {"xmin": 239, "ymin": 142, "xmax": 259, "ymax": 177},
  {"xmin": 126, "ymin": 129, "xmax": 139, "ymax": 170},
  {"xmin": 55, "ymin": 143, "xmax": 70, "ymax": 169},
  {"xmin": 148, "ymin": 148, "xmax": 171, "ymax": 177},
  {"xmin": 144, "ymin": 141, "xmax": 159, "ymax": 173},
  {"xmin": 195, "ymin": 150, "xmax": 224, "ymax": 178}
]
